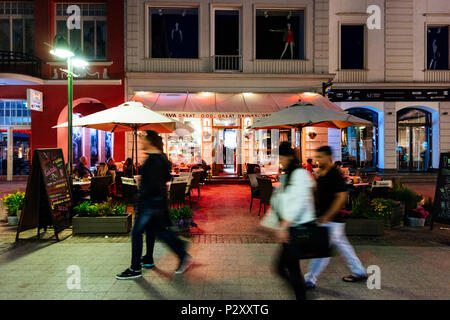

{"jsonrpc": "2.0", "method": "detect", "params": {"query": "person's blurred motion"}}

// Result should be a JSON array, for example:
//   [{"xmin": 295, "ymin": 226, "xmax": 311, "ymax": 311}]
[
  {"xmin": 304, "ymin": 146, "xmax": 367, "ymax": 289},
  {"xmin": 260, "ymin": 142, "xmax": 316, "ymax": 301},
  {"xmin": 116, "ymin": 130, "xmax": 192, "ymax": 280},
  {"xmin": 304, "ymin": 158, "xmax": 314, "ymax": 177}
]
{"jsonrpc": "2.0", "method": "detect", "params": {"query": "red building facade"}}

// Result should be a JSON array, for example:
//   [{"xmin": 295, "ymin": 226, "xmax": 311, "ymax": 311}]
[{"xmin": 0, "ymin": 0, "xmax": 125, "ymax": 179}]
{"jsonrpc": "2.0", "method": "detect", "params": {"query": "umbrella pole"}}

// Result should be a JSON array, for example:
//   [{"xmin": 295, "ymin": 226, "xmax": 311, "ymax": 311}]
[{"xmin": 135, "ymin": 128, "xmax": 138, "ymax": 175}]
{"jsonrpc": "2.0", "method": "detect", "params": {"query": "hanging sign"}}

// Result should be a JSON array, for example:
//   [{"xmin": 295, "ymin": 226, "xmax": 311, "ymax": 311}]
[{"xmin": 26, "ymin": 89, "xmax": 43, "ymax": 112}]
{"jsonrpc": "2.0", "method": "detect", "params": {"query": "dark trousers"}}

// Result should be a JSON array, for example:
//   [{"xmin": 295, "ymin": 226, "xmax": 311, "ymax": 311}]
[
  {"xmin": 143, "ymin": 227, "xmax": 186, "ymax": 263},
  {"xmin": 276, "ymin": 243, "xmax": 306, "ymax": 301},
  {"xmin": 130, "ymin": 206, "xmax": 186, "ymax": 271}
]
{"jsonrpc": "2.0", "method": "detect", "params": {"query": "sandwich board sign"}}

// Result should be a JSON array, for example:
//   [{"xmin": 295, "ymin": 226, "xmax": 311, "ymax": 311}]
[
  {"xmin": 16, "ymin": 149, "xmax": 72, "ymax": 241},
  {"xmin": 431, "ymin": 152, "xmax": 450, "ymax": 229}
]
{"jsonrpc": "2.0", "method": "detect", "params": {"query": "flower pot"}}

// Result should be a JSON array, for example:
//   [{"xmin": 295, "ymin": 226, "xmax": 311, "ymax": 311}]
[
  {"xmin": 407, "ymin": 217, "xmax": 425, "ymax": 227},
  {"xmin": 7, "ymin": 215, "xmax": 18, "ymax": 226}
]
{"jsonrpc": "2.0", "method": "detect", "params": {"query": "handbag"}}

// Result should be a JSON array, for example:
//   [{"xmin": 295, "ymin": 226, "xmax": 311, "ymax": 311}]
[{"xmin": 288, "ymin": 222, "xmax": 331, "ymax": 260}]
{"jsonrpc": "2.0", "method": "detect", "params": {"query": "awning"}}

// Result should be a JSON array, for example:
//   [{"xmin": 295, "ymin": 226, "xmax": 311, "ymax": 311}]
[{"xmin": 132, "ymin": 92, "xmax": 343, "ymax": 117}]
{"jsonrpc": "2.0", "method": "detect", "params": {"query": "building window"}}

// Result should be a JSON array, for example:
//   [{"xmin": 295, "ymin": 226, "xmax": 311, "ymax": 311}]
[
  {"xmin": 55, "ymin": 3, "xmax": 107, "ymax": 60},
  {"xmin": 341, "ymin": 108, "xmax": 378, "ymax": 171},
  {"xmin": 0, "ymin": 100, "xmax": 31, "ymax": 126},
  {"xmin": 341, "ymin": 25, "xmax": 365, "ymax": 69},
  {"xmin": 149, "ymin": 7, "xmax": 198, "ymax": 59},
  {"xmin": 427, "ymin": 26, "xmax": 449, "ymax": 70},
  {"xmin": 256, "ymin": 9, "xmax": 305, "ymax": 60},
  {"xmin": 397, "ymin": 108, "xmax": 432, "ymax": 172},
  {"xmin": 0, "ymin": 1, "xmax": 34, "ymax": 54}
]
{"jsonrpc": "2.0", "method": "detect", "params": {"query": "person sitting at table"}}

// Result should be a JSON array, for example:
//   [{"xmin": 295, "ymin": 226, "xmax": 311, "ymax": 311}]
[
  {"xmin": 76, "ymin": 156, "xmax": 93, "ymax": 178},
  {"xmin": 123, "ymin": 158, "xmax": 134, "ymax": 177},
  {"xmin": 107, "ymin": 157, "xmax": 117, "ymax": 171},
  {"xmin": 95, "ymin": 162, "xmax": 109, "ymax": 177}
]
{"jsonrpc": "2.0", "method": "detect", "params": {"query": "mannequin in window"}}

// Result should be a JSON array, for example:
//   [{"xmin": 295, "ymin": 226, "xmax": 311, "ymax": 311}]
[
  {"xmin": 269, "ymin": 22, "xmax": 295, "ymax": 59},
  {"xmin": 170, "ymin": 22, "xmax": 183, "ymax": 58}
]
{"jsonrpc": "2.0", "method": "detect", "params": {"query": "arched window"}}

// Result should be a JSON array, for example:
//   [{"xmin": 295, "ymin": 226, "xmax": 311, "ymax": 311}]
[
  {"xmin": 341, "ymin": 107, "xmax": 378, "ymax": 171},
  {"xmin": 397, "ymin": 108, "xmax": 432, "ymax": 172}
]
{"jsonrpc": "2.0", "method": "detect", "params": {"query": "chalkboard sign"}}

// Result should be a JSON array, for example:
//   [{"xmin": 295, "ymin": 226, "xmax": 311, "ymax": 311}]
[
  {"xmin": 16, "ymin": 149, "xmax": 73, "ymax": 241},
  {"xmin": 431, "ymin": 152, "xmax": 450, "ymax": 229}
]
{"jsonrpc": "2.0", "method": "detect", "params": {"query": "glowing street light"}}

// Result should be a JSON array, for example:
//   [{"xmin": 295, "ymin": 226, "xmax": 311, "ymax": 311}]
[{"xmin": 49, "ymin": 35, "xmax": 88, "ymax": 177}]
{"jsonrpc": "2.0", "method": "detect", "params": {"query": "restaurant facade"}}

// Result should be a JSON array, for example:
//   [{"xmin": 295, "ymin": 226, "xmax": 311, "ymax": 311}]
[
  {"xmin": 125, "ymin": 0, "xmax": 450, "ymax": 176},
  {"xmin": 125, "ymin": 0, "xmax": 337, "ymax": 176},
  {"xmin": 0, "ymin": 0, "xmax": 126, "ymax": 180}
]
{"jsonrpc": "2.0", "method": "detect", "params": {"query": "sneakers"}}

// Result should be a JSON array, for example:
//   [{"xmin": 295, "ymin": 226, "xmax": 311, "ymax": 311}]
[
  {"xmin": 116, "ymin": 268, "xmax": 142, "ymax": 280},
  {"xmin": 141, "ymin": 257, "xmax": 155, "ymax": 269},
  {"xmin": 305, "ymin": 281, "xmax": 316, "ymax": 290},
  {"xmin": 175, "ymin": 255, "xmax": 193, "ymax": 274}
]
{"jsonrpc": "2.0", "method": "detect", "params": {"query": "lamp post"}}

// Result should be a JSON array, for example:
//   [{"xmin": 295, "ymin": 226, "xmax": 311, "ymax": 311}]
[{"xmin": 49, "ymin": 35, "xmax": 88, "ymax": 177}]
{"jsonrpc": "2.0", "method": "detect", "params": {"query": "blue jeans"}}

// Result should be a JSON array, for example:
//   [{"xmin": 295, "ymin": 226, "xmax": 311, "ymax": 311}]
[
  {"xmin": 304, "ymin": 222, "xmax": 366, "ymax": 285},
  {"xmin": 130, "ymin": 205, "xmax": 186, "ymax": 271}
]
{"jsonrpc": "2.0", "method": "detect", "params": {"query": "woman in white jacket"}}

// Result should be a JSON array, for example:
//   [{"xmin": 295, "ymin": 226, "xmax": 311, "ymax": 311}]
[{"xmin": 261, "ymin": 142, "xmax": 316, "ymax": 301}]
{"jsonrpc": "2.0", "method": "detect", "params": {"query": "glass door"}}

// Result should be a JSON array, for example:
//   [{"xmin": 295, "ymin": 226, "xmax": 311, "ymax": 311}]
[
  {"xmin": 0, "ymin": 132, "xmax": 7, "ymax": 175},
  {"xmin": 397, "ymin": 127, "xmax": 411, "ymax": 171},
  {"xmin": 397, "ymin": 126, "xmax": 431, "ymax": 171}
]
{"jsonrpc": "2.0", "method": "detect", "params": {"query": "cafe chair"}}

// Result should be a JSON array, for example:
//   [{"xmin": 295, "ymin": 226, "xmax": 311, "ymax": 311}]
[
  {"xmin": 90, "ymin": 175, "xmax": 113, "ymax": 203},
  {"xmin": 189, "ymin": 170, "xmax": 202, "ymax": 199},
  {"xmin": 169, "ymin": 182, "xmax": 187, "ymax": 208},
  {"xmin": 248, "ymin": 173, "xmax": 261, "ymax": 212},
  {"xmin": 257, "ymin": 177, "xmax": 273, "ymax": 218}
]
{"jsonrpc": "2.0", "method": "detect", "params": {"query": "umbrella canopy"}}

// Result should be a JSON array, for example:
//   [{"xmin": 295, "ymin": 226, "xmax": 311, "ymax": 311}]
[
  {"xmin": 53, "ymin": 101, "xmax": 177, "ymax": 174},
  {"xmin": 53, "ymin": 101, "xmax": 176, "ymax": 133},
  {"xmin": 250, "ymin": 101, "xmax": 372, "ymax": 130}
]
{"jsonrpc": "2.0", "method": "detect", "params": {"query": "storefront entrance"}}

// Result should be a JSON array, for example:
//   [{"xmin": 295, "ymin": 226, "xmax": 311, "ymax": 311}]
[{"xmin": 397, "ymin": 108, "xmax": 432, "ymax": 172}]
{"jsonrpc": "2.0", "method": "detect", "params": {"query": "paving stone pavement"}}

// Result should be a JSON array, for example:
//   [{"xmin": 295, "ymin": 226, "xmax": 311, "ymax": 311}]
[{"xmin": 0, "ymin": 238, "xmax": 449, "ymax": 300}]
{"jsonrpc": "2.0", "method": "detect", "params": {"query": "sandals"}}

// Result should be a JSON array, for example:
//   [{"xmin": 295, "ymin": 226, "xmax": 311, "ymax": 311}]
[{"xmin": 342, "ymin": 274, "xmax": 368, "ymax": 282}]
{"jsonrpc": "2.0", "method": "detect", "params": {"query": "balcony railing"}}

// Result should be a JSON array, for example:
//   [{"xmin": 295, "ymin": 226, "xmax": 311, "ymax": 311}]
[
  {"xmin": 212, "ymin": 55, "xmax": 242, "ymax": 72},
  {"xmin": 0, "ymin": 51, "xmax": 42, "ymax": 78},
  {"xmin": 424, "ymin": 70, "xmax": 450, "ymax": 83}
]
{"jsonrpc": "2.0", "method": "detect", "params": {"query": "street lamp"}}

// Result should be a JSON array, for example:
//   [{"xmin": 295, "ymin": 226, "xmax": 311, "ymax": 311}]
[{"xmin": 49, "ymin": 35, "xmax": 88, "ymax": 177}]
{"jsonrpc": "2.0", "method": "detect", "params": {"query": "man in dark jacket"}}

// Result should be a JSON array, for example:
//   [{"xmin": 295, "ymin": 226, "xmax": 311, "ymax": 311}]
[{"xmin": 116, "ymin": 131, "xmax": 192, "ymax": 280}]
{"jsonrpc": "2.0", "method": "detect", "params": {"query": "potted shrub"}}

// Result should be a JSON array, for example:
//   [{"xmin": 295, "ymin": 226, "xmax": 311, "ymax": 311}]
[
  {"xmin": 346, "ymin": 192, "xmax": 401, "ymax": 236},
  {"xmin": 2, "ymin": 191, "xmax": 25, "ymax": 226},
  {"xmin": 406, "ymin": 198, "xmax": 430, "ymax": 227},
  {"xmin": 169, "ymin": 206, "xmax": 195, "ymax": 233},
  {"xmin": 72, "ymin": 200, "xmax": 131, "ymax": 234}
]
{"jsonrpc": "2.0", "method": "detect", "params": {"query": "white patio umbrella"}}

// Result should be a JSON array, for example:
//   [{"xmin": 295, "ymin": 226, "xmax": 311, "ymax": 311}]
[
  {"xmin": 251, "ymin": 101, "xmax": 373, "ymax": 162},
  {"xmin": 53, "ymin": 101, "xmax": 177, "ymax": 174}
]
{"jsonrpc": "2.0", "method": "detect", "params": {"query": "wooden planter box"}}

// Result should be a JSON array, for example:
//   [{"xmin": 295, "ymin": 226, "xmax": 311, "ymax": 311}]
[
  {"xmin": 73, "ymin": 214, "xmax": 132, "ymax": 235},
  {"xmin": 345, "ymin": 219, "xmax": 384, "ymax": 236},
  {"xmin": 385, "ymin": 203, "xmax": 405, "ymax": 229}
]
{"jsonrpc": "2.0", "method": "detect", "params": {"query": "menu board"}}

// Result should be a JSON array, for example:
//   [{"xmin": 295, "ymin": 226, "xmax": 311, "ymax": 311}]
[
  {"xmin": 16, "ymin": 149, "xmax": 72, "ymax": 241},
  {"xmin": 431, "ymin": 153, "xmax": 450, "ymax": 229}
]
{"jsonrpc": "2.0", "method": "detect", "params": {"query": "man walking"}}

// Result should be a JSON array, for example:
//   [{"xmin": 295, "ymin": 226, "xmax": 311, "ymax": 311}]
[
  {"xmin": 304, "ymin": 146, "xmax": 367, "ymax": 288},
  {"xmin": 116, "ymin": 130, "xmax": 192, "ymax": 280}
]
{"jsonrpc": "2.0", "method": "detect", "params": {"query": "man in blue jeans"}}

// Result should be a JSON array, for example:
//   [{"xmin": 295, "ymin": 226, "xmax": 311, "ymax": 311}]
[
  {"xmin": 116, "ymin": 131, "xmax": 192, "ymax": 280},
  {"xmin": 304, "ymin": 146, "xmax": 367, "ymax": 288}
]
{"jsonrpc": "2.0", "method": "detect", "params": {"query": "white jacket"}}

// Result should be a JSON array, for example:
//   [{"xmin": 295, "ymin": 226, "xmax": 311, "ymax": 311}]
[{"xmin": 262, "ymin": 168, "xmax": 316, "ymax": 228}]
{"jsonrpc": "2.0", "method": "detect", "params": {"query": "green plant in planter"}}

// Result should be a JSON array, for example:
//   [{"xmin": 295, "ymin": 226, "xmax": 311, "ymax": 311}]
[
  {"xmin": 2, "ymin": 191, "xmax": 25, "ymax": 216},
  {"xmin": 98, "ymin": 201, "xmax": 114, "ymax": 217},
  {"xmin": 112, "ymin": 203, "xmax": 127, "ymax": 216},
  {"xmin": 390, "ymin": 182, "xmax": 422, "ymax": 213},
  {"xmin": 73, "ymin": 201, "xmax": 92, "ymax": 217},
  {"xmin": 350, "ymin": 192, "xmax": 373, "ymax": 218},
  {"xmin": 169, "ymin": 207, "xmax": 182, "ymax": 222},
  {"xmin": 178, "ymin": 206, "xmax": 193, "ymax": 220},
  {"xmin": 367, "ymin": 198, "xmax": 399, "ymax": 219}
]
